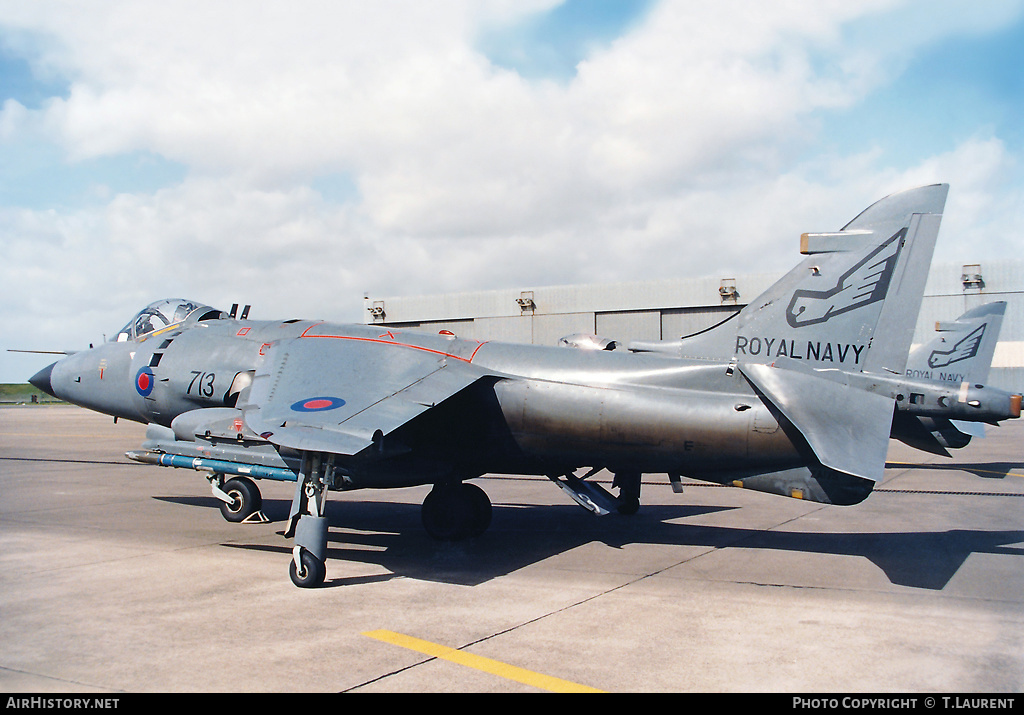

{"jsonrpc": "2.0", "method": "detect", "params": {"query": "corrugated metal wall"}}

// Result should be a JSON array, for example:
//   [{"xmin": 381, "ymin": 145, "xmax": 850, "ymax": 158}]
[{"xmin": 368, "ymin": 260, "xmax": 1023, "ymax": 393}]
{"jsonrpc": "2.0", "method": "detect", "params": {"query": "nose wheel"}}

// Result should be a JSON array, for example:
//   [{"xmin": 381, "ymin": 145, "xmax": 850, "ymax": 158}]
[{"xmin": 211, "ymin": 475, "xmax": 266, "ymax": 523}]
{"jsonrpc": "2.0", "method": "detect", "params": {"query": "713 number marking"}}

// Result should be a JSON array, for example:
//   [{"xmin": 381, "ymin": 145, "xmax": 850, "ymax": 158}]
[{"xmin": 188, "ymin": 371, "xmax": 216, "ymax": 398}]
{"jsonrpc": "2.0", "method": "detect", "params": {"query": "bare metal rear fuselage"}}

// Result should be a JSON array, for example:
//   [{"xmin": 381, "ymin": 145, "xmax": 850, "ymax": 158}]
[{"xmin": 476, "ymin": 340, "xmax": 799, "ymax": 478}]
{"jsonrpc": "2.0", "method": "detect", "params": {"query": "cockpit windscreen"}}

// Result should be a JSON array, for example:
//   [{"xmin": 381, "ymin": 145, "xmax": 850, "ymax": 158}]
[{"xmin": 113, "ymin": 299, "xmax": 222, "ymax": 342}]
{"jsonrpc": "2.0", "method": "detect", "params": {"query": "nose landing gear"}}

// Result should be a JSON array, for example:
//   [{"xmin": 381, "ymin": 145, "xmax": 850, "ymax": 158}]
[{"xmin": 209, "ymin": 475, "xmax": 269, "ymax": 524}]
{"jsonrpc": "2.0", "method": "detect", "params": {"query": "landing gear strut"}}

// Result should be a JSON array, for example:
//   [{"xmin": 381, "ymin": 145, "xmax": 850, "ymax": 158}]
[
  {"xmin": 421, "ymin": 482, "xmax": 492, "ymax": 541},
  {"xmin": 285, "ymin": 453, "xmax": 333, "ymax": 588}
]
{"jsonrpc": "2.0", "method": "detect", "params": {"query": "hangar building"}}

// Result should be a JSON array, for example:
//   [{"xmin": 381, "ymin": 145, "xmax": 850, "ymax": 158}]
[{"xmin": 364, "ymin": 260, "xmax": 1024, "ymax": 394}]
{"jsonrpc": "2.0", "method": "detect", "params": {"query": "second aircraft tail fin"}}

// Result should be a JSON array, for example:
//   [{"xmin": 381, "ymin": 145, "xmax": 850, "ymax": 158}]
[{"xmin": 906, "ymin": 301, "xmax": 1006, "ymax": 385}]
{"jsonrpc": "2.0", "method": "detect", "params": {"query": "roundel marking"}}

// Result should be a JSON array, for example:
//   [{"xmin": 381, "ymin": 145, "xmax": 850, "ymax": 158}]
[
  {"xmin": 290, "ymin": 396, "xmax": 346, "ymax": 412},
  {"xmin": 135, "ymin": 367, "xmax": 155, "ymax": 397}
]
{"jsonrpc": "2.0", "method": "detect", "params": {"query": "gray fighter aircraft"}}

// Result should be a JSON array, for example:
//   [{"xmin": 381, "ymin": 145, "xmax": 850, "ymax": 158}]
[
  {"xmin": 890, "ymin": 301, "xmax": 1016, "ymax": 455},
  {"xmin": 29, "ymin": 183, "xmax": 1018, "ymax": 588}
]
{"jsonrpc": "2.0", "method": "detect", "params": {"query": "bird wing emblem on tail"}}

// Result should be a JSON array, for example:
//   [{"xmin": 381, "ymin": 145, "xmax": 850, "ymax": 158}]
[
  {"xmin": 927, "ymin": 323, "xmax": 986, "ymax": 369},
  {"xmin": 785, "ymin": 228, "xmax": 906, "ymax": 328}
]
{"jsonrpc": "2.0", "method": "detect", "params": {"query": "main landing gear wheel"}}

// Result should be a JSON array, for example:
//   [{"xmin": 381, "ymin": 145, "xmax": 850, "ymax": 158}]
[
  {"xmin": 421, "ymin": 482, "xmax": 492, "ymax": 541},
  {"xmin": 617, "ymin": 495, "xmax": 640, "ymax": 515},
  {"xmin": 289, "ymin": 548, "xmax": 326, "ymax": 588},
  {"xmin": 613, "ymin": 471, "xmax": 641, "ymax": 515},
  {"xmin": 219, "ymin": 477, "xmax": 263, "ymax": 523}
]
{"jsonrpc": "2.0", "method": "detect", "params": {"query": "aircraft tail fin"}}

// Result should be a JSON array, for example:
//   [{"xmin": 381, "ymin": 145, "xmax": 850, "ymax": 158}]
[
  {"xmin": 664, "ymin": 186, "xmax": 948, "ymax": 492},
  {"xmin": 635, "ymin": 184, "xmax": 949, "ymax": 377},
  {"xmin": 892, "ymin": 301, "xmax": 1009, "ymax": 449},
  {"xmin": 906, "ymin": 301, "xmax": 1006, "ymax": 384}
]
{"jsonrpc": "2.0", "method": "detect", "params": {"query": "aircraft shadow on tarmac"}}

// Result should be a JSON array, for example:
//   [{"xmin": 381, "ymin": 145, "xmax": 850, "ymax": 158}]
[
  {"xmin": 157, "ymin": 494, "xmax": 1024, "ymax": 592},
  {"xmin": 884, "ymin": 460, "xmax": 1024, "ymax": 481}
]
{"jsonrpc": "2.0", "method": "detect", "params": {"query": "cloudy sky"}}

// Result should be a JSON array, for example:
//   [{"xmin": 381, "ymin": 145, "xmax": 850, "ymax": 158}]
[{"xmin": 2, "ymin": 0, "xmax": 1023, "ymax": 382}]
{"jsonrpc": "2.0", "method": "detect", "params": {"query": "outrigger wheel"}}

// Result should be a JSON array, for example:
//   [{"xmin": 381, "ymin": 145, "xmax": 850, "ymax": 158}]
[
  {"xmin": 421, "ymin": 482, "xmax": 492, "ymax": 541},
  {"xmin": 289, "ymin": 547, "xmax": 326, "ymax": 588}
]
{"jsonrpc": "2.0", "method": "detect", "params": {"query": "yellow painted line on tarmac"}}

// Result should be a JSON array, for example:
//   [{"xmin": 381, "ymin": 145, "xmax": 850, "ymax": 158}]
[{"xmin": 362, "ymin": 629, "xmax": 603, "ymax": 693}]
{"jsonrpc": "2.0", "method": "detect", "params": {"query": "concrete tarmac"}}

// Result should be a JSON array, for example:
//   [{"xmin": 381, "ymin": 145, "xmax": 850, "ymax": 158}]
[{"xmin": 1, "ymin": 405, "xmax": 1022, "ymax": 693}]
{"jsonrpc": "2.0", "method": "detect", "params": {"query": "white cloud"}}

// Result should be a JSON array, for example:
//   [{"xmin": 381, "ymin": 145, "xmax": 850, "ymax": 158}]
[
  {"xmin": 888, "ymin": 136, "xmax": 1024, "ymax": 263},
  {"xmin": 1, "ymin": 0, "xmax": 1023, "ymax": 381}
]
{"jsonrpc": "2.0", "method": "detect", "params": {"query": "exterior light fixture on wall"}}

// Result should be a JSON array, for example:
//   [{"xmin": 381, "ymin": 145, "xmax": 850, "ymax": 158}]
[
  {"xmin": 961, "ymin": 264, "xmax": 984, "ymax": 290},
  {"xmin": 517, "ymin": 291, "xmax": 536, "ymax": 313},
  {"xmin": 719, "ymin": 279, "xmax": 739, "ymax": 303}
]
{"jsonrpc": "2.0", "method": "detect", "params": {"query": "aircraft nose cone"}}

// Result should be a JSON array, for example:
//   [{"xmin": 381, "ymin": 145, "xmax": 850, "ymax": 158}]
[{"xmin": 29, "ymin": 362, "xmax": 57, "ymax": 398}]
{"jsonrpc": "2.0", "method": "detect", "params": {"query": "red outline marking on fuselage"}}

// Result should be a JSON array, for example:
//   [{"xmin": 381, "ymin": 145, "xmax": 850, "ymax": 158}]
[{"xmin": 299, "ymin": 324, "xmax": 488, "ymax": 363}]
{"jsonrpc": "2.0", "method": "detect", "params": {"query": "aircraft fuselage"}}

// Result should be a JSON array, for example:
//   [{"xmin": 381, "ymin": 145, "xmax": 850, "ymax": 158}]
[{"xmin": 46, "ymin": 317, "xmax": 805, "ymax": 485}]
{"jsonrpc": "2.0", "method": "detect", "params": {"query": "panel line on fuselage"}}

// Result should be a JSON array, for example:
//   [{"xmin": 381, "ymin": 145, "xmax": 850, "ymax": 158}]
[{"xmin": 299, "ymin": 323, "xmax": 489, "ymax": 363}]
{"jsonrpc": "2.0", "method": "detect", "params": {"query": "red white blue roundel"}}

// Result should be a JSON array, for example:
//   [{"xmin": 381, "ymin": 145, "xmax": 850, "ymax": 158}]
[
  {"xmin": 290, "ymin": 396, "xmax": 346, "ymax": 412},
  {"xmin": 135, "ymin": 367, "xmax": 155, "ymax": 397}
]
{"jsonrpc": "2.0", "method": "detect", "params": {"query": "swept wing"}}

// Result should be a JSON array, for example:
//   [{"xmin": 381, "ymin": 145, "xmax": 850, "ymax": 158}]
[{"xmin": 242, "ymin": 328, "xmax": 495, "ymax": 456}]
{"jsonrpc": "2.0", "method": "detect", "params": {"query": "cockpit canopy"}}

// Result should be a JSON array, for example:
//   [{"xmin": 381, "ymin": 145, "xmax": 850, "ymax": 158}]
[{"xmin": 114, "ymin": 299, "xmax": 226, "ymax": 342}]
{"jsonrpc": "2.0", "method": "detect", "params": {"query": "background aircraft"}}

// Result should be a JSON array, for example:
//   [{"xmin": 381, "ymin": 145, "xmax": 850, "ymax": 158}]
[
  {"xmin": 31, "ymin": 184, "xmax": 1016, "ymax": 588},
  {"xmin": 891, "ymin": 302, "xmax": 1017, "ymax": 455}
]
